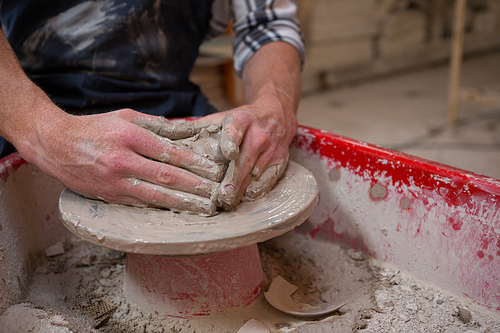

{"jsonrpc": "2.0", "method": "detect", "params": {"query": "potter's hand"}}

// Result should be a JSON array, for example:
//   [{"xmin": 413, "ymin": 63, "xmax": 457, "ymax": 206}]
[
  {"xmin": 1, "ymin": 30, "xmax": 222, "ymax": 215},
  {"xmin": 200, "ymin": 100, "xmax": 298, "ymax": 209},
  {"xmin": 25, "ymin": 109, "xmax": 222, "ymax": 215},
  {"xmin": 134, "ymin": 116, "xmax": 228, "ymax": 182},
  {"xmin": 199, "ymin": 41, "xmax": 301, "ymax": 209}
]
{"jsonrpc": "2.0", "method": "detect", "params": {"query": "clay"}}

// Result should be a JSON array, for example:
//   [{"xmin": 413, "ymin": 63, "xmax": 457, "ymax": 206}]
[
  {"xmin": 9, "ymin": 231, "xmax": 500, "ymax": 332},
  {"xmin": 136, "ymin": 117, "xmax": 229, "ymax": 182},
  {"xmin": 157, "ymin": 153, "xmax": 172, "ymax": 163},
  {"xmin": 58, "ymin": 161, "xmax": 319, "ymax": 256},
  {"xmin": 237, "ymin": 319, "xmax": 270, "ymax": 332},
  {"xmin": 45, "ymin": 242, "xmax": 65, "ymax": 257},
  {"xmin": 370, "ymin": 183, "xmax": 387, "ymax": 199},
  {"xmin": 217, "ymin": 160, "xmax": 238, "ymax": 209},
  {"xmin": 150, "ymin": 131, "xmax": 227, "ymax": 183},
  {"xmin": 220, "ymin": 114, "xmax": 240, "ymax": 160},
  {"xmin": 328, "ymin": 168, "xmax": 341, "ymax": 182},
  {"xmin": 125, "ymin": 177, "xmax": 217, "ymax": 215},
  {"xmin": 458, "ymin": 307, "xmax": 472, "ymax": 323},
  {"xmin": 135, "ymin": 116, "xmax": 213, "ymax": 140},
  {"xmin": 0, "ymin": 303, "xmax": 73, "ymax": 333},
  {"xmin": 264, "ymin": 276, "xmax": 345, "ymax": 318},
  {"xmin": 173, "ymin": 132, "xmax": 227, "ymax": 164},
  {"xmin": 400, "ymin": 197, "xmax": 411, "ymax": 209},
  {"xmin": 134, "ymin": 118, "xmax": 287, "ymax": 215},
  {"xmin": 244, "ymin": 158, "xmax": 288, "ymax": 201}
]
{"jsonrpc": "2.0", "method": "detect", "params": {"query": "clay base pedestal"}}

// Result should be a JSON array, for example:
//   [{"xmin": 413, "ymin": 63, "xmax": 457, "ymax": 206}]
[{"xmin": 124, "ymin": 244, "xmax": 263, "ymax": 318}]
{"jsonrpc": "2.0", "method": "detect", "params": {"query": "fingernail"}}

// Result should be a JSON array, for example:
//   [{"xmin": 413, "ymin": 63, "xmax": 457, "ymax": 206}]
[
  {"xmin": 221, "ymin": 135, "xmax": 239, "ymax": 160},
  {"xmin": 224, "ymin": 184, "xmax": 236, "ymax": 195},
  {"xmin": 221, "ymin": 184, "xmax": 237, "ymax": 204}
]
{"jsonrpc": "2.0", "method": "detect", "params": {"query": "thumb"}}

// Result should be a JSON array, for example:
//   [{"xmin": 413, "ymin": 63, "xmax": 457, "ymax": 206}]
[{"xmin": 219, "ymin": 114, "xmax": 241, "ymax": 160}]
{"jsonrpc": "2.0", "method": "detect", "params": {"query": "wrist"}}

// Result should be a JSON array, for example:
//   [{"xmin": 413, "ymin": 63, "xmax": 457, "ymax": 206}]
[
  {"xmin": 248, "ymin": 84, "xmax": 299, "ymax": 139},
  {"xmin": 3, "ymin": 81, "xmax": 69, "ymax": 164}
]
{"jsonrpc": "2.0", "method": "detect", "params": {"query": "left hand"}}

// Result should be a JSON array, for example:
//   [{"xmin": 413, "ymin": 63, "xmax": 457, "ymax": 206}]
[{"xmin": 199, "ymin": 96, "xmax": 298, "ymax": 209}]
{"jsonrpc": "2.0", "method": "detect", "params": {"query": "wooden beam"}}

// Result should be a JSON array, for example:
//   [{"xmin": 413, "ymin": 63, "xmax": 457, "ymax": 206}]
[{"xmin": 447, "ymin": 0, "xmax": 467, "ymax": 125}]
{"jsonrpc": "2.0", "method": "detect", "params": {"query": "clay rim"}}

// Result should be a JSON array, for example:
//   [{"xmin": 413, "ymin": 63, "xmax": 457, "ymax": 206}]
[{"xmin": 58, "ymin": 161, "xmax": 319, "ymax": 256}]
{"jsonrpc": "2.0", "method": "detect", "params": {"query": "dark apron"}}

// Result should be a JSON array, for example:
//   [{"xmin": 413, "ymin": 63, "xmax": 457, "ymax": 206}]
[{"xmin": 0, "ymin": 0, "xmax": 216, "ymax": 158}]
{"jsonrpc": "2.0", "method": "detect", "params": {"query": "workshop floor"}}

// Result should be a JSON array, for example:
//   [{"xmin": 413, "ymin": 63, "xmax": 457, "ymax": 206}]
[{"xmin": 297, "ymin": 51, "xmax": 500, "ymax": 180}]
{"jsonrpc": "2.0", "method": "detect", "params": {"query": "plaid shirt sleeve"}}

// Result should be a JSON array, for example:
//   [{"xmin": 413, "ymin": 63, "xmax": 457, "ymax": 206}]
[{"xmin": 231, "ymin": 0, "xmax": 305, "ymax": 77}]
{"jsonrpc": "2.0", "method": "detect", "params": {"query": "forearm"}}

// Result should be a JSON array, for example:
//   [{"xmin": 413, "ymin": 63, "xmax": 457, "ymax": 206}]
[
  {"xmin": 0, "ymin": 30, "xmax": 68, "ymax": 161},
  {"xmin": 241, "ymin": 41, "xmax": 301, "ymax": 118}
]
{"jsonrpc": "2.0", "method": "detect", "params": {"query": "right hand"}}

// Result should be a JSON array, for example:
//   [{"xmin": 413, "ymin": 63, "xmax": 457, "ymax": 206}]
[{"xmin": 22, "ymin": 108, "xmax": 222, "ymax": 215}]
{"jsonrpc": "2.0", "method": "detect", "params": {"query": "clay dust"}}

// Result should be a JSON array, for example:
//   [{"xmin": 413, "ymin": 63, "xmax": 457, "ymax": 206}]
[{"xmin": 1, "ymin": 231, "xmax": 499, "ymax": 332}]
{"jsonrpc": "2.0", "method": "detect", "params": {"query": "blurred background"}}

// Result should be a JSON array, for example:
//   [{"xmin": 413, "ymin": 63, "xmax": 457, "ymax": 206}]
[{"xmin": 191, "ymin": 0, "xmax": 500, "ymax": 179}]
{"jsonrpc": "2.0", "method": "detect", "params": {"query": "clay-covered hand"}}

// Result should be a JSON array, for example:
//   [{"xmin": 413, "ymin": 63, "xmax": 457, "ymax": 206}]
[
  {"xmin": 25, "ymin": 109, "xmax": 224, "ymax": 215},
  {"xmin": 199, "ymin": 99, "xmax": 298, "ymax": 209},
  {"xmin": 134, "ymin": 116, "xmax": 229, "ymax": 181}
]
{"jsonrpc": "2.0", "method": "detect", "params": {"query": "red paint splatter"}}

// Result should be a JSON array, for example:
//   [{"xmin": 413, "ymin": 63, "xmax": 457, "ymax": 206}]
[
  {"xmin": 477, "ymin": 233, "xmax": 498, "ymax": 251},
  {"xmin": 191, "ymin": 311, "xmax": 211, "ymax": 317},
  {"xmin": 291, "ymin": 127, "xmax": 500, "ymax": 212},
  {"xmin": 170, "ymin": 292, "xmax": 198, "ymax": 301},
  {"xmin": 303, "ymin": 217, "xmax": 370, "ymax": 253},
  {"xmin": 0, "ymin": 153, "xmax": 27, "ymax": 182},
  {"xmin": 449, "ymin": 218, "xmax": 463, "ymax": 231},
  {"xmin": 251, "ymin": 282, "xmax": 263, "ymax": 298}
]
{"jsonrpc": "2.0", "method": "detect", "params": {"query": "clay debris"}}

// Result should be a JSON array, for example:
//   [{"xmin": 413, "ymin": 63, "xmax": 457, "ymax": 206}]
[{"xmin": 2, "ymin": 233, "xmax": 500, "ymax": 332}]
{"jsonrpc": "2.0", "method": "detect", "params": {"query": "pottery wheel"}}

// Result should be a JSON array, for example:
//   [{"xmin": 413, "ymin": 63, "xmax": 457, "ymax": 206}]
[{"xmin": 58, "ymin": 161, "xmax": 319, "ymax": 256}]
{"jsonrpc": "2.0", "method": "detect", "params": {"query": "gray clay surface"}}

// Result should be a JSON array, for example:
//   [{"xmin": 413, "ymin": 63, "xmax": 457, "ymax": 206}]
[{"xmin": 58, "ymin": 161, "xmax": 319, "ymax": 256}]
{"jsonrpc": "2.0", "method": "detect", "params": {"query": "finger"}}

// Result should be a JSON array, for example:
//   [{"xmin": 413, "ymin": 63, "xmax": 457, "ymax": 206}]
[
  {"xmin": 86, "ymin": 193, "xmax": 151, "ymax": 208},
  {"xmin": 130, "ymin": 128, "xmax": 226, "ymax": 182},
  {"xmin": 95, "ymin": 178, "xmax": 217, "ymax": 215},
  {"xmin": 245, "ymin": 142, "xmax": 289, "ymax": 180},
  {"xmin": 219, "ymin": 113, "xmax": 245, "ymax": 160},
  {"xmin": 125, "ymin": 178, "xmax": 217, "ymax": 215},
  {"xmin": 218, "ymin": 155, "xmax": 256, "ymax": 208},
  {"xmin": 134, "ymin": 117, "xmax": 219, "ymax": 140},
  {"xmin": 218, "ymin": 128, "xmax": 270, "ymax": 207},
  {"xmin": 68, "ymin": 188, "xmax": 151, "ymax": 208},
  {"xmin": 104, "ymin": 152, "xmax": 219, "ymax": 198},
  {"xmin": 217, "ymin": 170, "xmax": 252, "ymax": 211},
  {"xmin": 125, "ymin": 156, "xmax": 219, "ymax": 198},
  {"xmin": 244, "ymin": 155, "xmax": 288, "ymax": 201},
  {"xmin": 173, "ymin": 134, "xmax": 227, "ymax": 164},
  {"xmin": 134, "ymin": 117, "xmax": 195, "ymax": 139}
]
